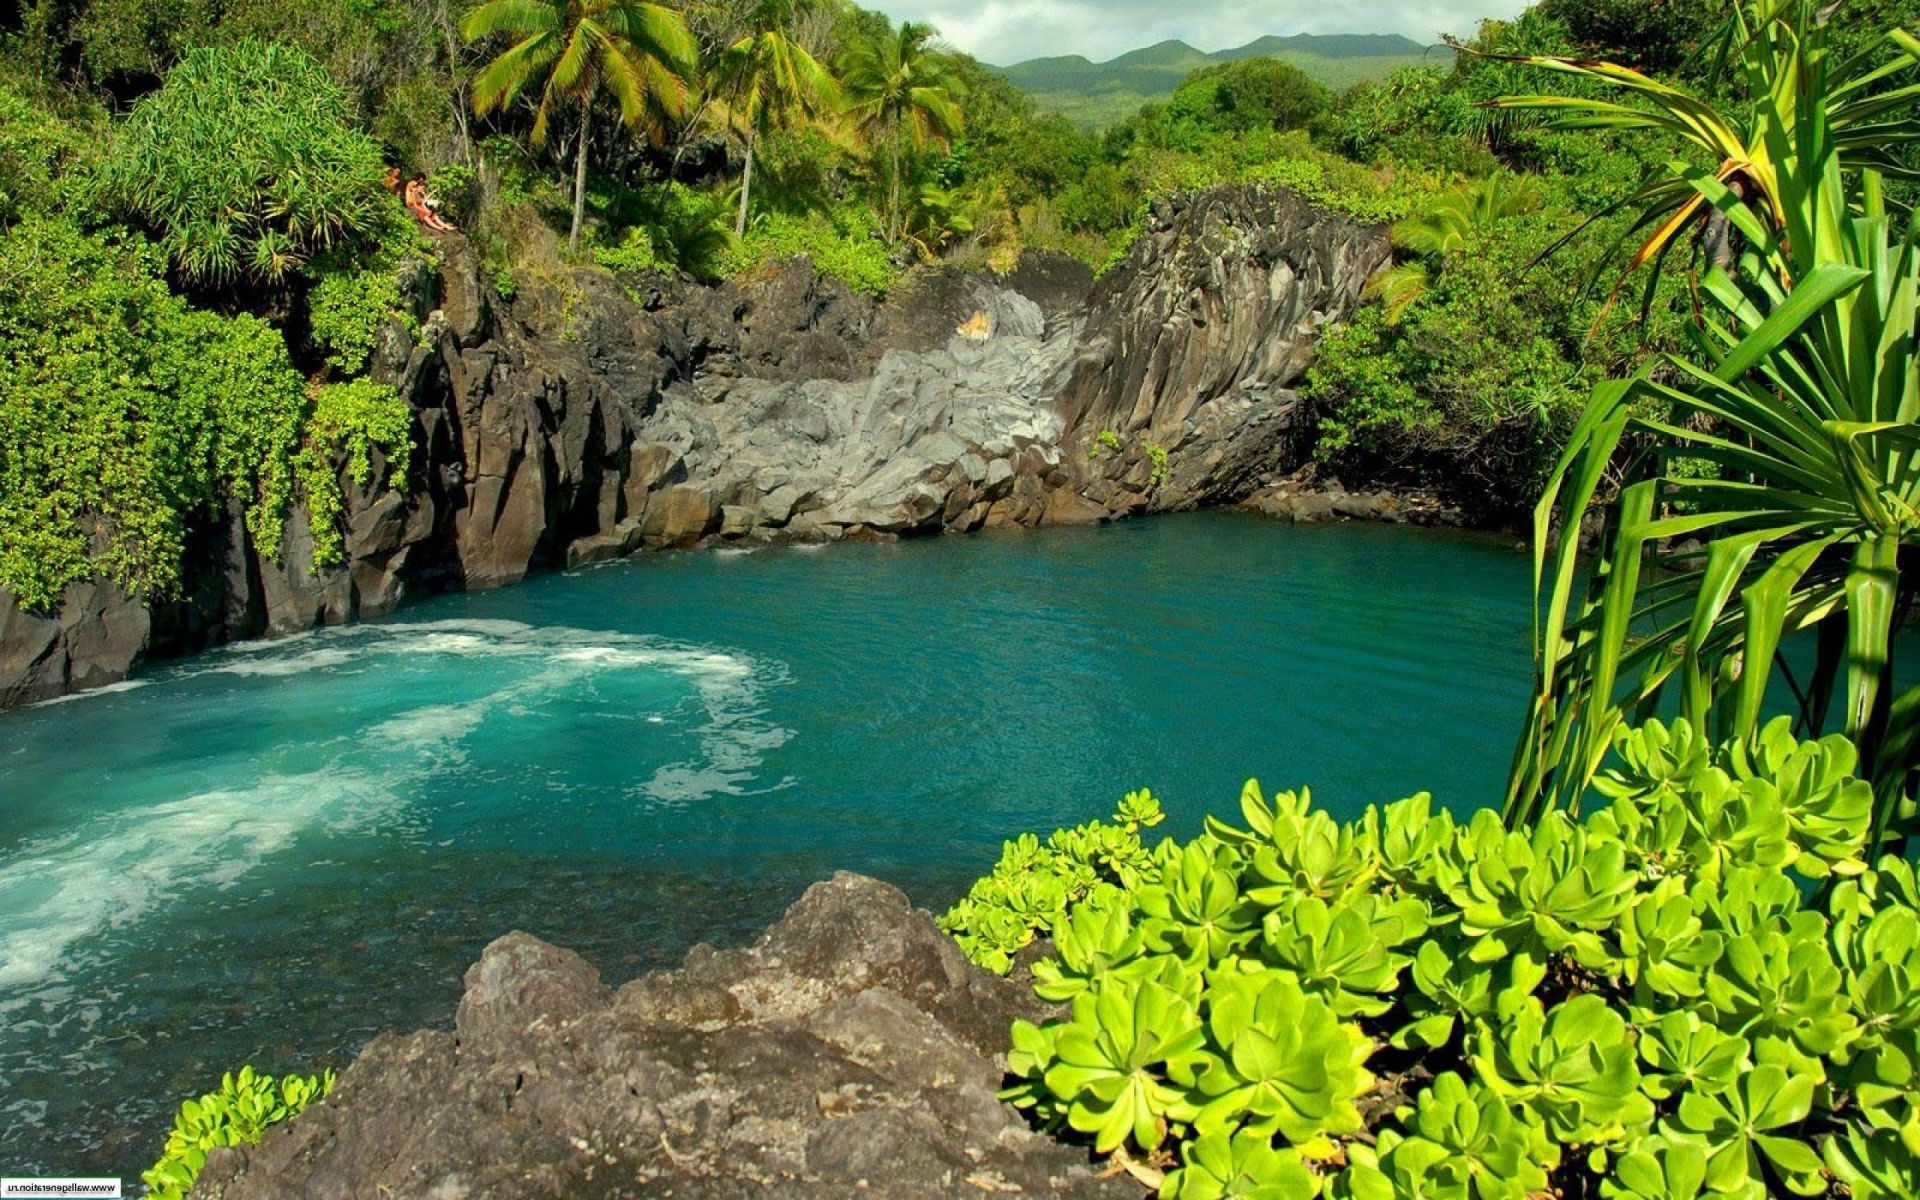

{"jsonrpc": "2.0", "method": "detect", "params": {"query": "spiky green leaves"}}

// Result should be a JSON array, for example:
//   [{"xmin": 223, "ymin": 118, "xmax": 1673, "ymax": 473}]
[{"xmin": 95, "ymin": 41, "xmax": 386, "ymax": 284}]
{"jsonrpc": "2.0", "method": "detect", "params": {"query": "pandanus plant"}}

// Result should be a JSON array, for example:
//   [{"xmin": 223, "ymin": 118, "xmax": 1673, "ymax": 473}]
[{"xmin": 1503, "ymin": 0, "xmax": 1920, "ymax": 848}]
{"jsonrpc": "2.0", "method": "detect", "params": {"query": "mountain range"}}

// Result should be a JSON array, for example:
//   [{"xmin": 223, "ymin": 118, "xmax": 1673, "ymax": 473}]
[{"xmin": 988, "ymin": 34, "xmax": 1454, "ymax": 129}]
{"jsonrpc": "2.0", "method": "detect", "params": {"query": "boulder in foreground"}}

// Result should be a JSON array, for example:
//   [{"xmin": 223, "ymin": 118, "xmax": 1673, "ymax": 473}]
[{"xmin": 194, "ymin": 873, "xmax": 1134, "ymax": 1199}]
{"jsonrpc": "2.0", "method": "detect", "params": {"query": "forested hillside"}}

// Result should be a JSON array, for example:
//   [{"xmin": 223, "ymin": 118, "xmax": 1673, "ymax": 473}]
[{"xmin": 991, "ymin": 33, "xmax": 1452, "ymax": 129}]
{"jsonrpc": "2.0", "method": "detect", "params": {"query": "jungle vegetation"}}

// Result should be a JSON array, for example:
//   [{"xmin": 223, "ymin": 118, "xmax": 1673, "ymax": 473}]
[{"xmin": 943, "ymin": 3, "xmax": 1920, "ymax": 1197}]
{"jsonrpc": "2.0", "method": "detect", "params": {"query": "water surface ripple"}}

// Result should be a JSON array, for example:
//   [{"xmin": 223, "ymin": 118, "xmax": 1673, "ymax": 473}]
[{"xmin": 0, "ymin": 513, "xmax": 1531, "ymax": 1175}]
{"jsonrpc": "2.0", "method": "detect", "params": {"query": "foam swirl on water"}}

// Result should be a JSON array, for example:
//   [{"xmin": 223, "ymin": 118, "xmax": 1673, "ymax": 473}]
[{"xmin": 0, "ymin": 619, "xmax": 790, "ymax": 998}]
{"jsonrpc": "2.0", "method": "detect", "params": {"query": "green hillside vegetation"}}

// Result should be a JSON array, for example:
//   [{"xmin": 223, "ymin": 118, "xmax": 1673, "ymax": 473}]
[{"xmin": 992, "ymin": 33, "xmax": 1453, "ymax": 129}]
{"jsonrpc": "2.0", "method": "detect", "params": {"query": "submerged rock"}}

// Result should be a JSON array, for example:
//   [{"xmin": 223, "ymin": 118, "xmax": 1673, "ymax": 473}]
[{"xmin": 192, "ymin": 874, "xmax": 1130, "ymax": 1200}]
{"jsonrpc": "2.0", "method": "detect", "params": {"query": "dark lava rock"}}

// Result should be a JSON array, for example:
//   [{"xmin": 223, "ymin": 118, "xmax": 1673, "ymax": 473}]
[
  {"xmin": 1, "ymin": 183, "xmax": 1389, "ymax": 708},
  {"xmin": 192, "ymin": 874, "xmax": 1132, "ymax": 1200}
]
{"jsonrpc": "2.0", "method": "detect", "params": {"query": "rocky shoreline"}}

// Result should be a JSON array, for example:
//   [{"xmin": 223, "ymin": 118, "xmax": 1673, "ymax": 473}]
[
  {"xmin": 193, "ymin": 874, "xmax": 1136, "ymax": 1200},
  {"xmin": 0, "ymin": 183, "xmax": 1392, "ymax": 708}
]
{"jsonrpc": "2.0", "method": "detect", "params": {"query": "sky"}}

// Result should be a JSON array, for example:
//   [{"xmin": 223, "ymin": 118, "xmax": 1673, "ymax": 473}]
[{"xmin": 864, "ymin": 1, "xmax": 1531, "ymax": 66}]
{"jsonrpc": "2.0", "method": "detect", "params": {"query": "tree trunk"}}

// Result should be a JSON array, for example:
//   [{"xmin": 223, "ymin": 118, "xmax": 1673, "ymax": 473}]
[
  {"xmin": 887, "ymin": 133, "xmax": 901, "ymax": 246},
  {"xmin": 735, "ymin": 126, "xmax": 757, "ymax": 238},
  {"xmin": 570, "ymin": 112, "xmax": 591, "ymax": 255}
]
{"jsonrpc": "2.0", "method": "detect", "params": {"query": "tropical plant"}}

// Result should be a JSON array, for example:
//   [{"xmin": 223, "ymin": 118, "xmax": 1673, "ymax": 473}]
[
  {"xmin": 93, "ymin": 40, "xmax": 388, "ymax": 284},
  {"xmin": 840, "ymin": 20, "xmax": 965, "ymax": 245},
  {"xmin": 1491, "ymin": 0, "xmax": 1920, "ymax": 290},
  {"xmin": 1505, "ymin": 0, "xmax": 1920, "ymax": 846},
  {"xmin": 141, "ymin": 1065, "xmax": 335, "ymax": 1200},
  {"xmin": 950, "ymin": 717, "xmax": 1915, "ymax": 1199},
  {"xmin": 717, "ymin": 0, "xmax": 841, "ymax": 237},
  {"xmin": 464, "ymin": 0, "xmax": 697, "ymax": 253},
  {"xmin": 1363, "ymin": 175, "xmax": 1544, "ymax": 323},
  {"xmin": 0, "ymin": 216, "xmax": 307, "ymax": 607}
]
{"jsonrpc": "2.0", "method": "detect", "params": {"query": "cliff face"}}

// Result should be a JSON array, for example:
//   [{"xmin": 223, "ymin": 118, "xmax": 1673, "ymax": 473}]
[
  {"xmin": 0, "ymin": 184, "xmax": 1388, "ymax": 707},
  {"xmin": 1056, "ymin": 185, "xmax": 1390, "ymax": 513}
]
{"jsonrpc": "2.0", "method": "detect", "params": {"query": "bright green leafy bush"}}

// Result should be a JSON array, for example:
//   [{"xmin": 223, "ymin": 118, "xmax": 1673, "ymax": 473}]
[
  {"xmin": 0, "ymin": 216, "xmax": 414, "ymax": 608},
  {"xmin": 295, "ymin": 379, "xmax": 414, "ymax": 566},
  {"xmin": 141, "ymin": 1065, "xmax": 335, "ymax": 1200},
  {"xmin": 722, "ymin": 210, "xmax": 899, "ymax": 297},
  {"xmin": 0, "ymin": 217, "xmax": 305, "ymax": 607},
  {"xmin": 0, "ymin": 84, "xmax": 87, "ymax": 222},
  {"xmin": 947, "ymin": 718, "xmax": 1913, "ymax": 1198},
  {"xmin": 307, "ymin": 259, "xmax": 417, "ymax": 374},
  {"xmin": 94, "ymin": 39, "xmax": 388, "ymax": 283},
  {"xmin": 939, "ymin": 789, "xmax": 1165, "ymax": 973}
]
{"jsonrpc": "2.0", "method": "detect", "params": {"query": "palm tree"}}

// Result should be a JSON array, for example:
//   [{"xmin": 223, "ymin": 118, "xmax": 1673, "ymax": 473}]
[
  {"xmin": 464, "ymin": 0, "xmax": 697, "ymax": 253},
  {"xmin": 718, "ymin": 0, "xmax": 841, "ymax": 238},
  {"xmin": 1364, "ymin": 175, "xmax": 1543, "ymax": 323},
  {"xmin": 839, "ymin": 22, "xmax": 965, "ymax": 245}
]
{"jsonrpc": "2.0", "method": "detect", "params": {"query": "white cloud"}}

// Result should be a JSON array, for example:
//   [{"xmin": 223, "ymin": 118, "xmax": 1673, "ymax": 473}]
[{"xmin": 864, "ymin": 0, "xmax": 1529, "ymax": 65}]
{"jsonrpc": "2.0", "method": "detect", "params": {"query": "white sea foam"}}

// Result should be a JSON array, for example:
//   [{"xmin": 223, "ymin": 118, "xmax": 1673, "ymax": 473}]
[
  {"xmin": 204, "ymin": 646, "xmax": 362, "ymax": 677},
  {"xmin": 0, "ymin": 768, "xmax": 396, "ymax": 995},
  {"xmin": 2, "ymin": 616, "xmax": 794, "ymax": 992},
  {"xmin": 28, "ymin": 680, "xmax": 148, "ymax": 708}
]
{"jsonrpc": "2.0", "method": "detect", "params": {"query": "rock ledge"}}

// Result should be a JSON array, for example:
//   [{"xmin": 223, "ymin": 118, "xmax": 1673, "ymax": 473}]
[{"xmin": 195, "ymin": 874, "xmax": 1133, "ymax": 1200}]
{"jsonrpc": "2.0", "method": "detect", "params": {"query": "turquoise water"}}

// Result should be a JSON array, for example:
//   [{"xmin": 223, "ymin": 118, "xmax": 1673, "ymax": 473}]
[{"xmin": 0, "ymin": 513, "xmax": 1533, "ymax": 1176}]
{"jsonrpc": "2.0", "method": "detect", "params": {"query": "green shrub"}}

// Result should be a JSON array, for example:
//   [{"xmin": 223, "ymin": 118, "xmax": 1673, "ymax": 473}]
[
  {"xmin": 425, "ymin": 162, "xmax": 480, "ymax": 228},
  {"xmin": 0, "ymin": 84, "xmax": 87, "ymax": 222},
  {"xmin": 723, "ymin": 211, "xmax": 898, "ymax": 297},
  {"xmin": 296, "ymin": 378, "xmax": 413, "ymax": 566},
  {"xmin": 948, "ymin": 716, "xmax": 1914, "ymax": 1199},
  {"xmin": 307, "ymin": 263, "xmax": 414, "ymax": 374},
  {"xmin": 0, "ymin": 216, "xmax": 415, "ymax": 608},
  {"xmin": 94, "ymin": 39, "xmax": 388, "ymax": 283},
  {"xmin": 0, "ymin": 217, "xmax": 306, "ymax": 607},
  {"xmin": 141, "ymin": 1065, "xmax": 335, "ymax": 1200},
  {"xmin": 593, "ymin": 225, "xmax": 666, "ymax": 276},
  {"xmin": 939, "ymin": 789, "xmax": 1164, "ymax": 974}
]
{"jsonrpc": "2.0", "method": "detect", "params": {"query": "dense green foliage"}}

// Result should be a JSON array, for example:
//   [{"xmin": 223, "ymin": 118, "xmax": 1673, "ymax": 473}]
[
  {"xmin": 0, "ymin": 61, "xmax": 419, "ymax": 610},
  {"xmin": 0, "ymin": 217, "xmax": 309, "ymax": 607},
  {"xmin": 947, "ymin": 715, "xmax": 1916, "ymax": 1198},
  {"xmin": 94, "ymin": 40, "xmax": 390, "ymax": 283},
  {"xmin": 141, "ymin": 1066, "xmax": 335, "ymax": 1200},
  {"xmin": 1510, "ymin": 0, "xmax": 1920, "ymax": 840}
]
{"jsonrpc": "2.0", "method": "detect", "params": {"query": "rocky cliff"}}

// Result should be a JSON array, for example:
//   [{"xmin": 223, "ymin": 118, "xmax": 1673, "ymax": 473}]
[
  {"xmin": 192, "ymin": 874, "xmax": 1135, "ymax": 1200},
  {"xmin": 0, "ymin": 183, "xmax": 1388, "ymax": 707}
]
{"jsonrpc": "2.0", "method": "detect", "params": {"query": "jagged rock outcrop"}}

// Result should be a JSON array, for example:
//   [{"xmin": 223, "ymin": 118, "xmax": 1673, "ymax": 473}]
[
  {"xmin": 0, "ymin": 182, "xmax": 1389, "ymax": 707},
  {"xmin": 1055, "ymin": 185, "xmax": 1390, "ymax": 514},
  {"xmin": 191, "ymin": 874, "xmax": 1133, "ymax": 1200}
]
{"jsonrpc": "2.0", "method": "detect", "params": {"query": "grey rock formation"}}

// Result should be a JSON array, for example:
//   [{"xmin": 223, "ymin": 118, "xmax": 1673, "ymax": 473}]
[
  {"xmin": 1057, "ymin": 185, "xmax": 1389, "ymax": 513},
  {"xmin": 192, "ymin": 874, "xmax": 1132, "ymax": 1200},
  {"xmin": 0, "ymin": 183, "xmax": 1389, "ymax": 707}
]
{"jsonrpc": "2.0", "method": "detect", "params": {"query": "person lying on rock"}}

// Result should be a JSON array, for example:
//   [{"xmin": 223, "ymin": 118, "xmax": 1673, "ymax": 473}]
[{"xmin": 404, "ymin": 177, "xmax": 456, "ymax": 232}]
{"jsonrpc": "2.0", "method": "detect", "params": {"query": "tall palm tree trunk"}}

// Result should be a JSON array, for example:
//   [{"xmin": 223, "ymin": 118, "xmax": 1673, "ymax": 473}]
[
  {"xmin": 735, "ymin": 126, "xmax": 757, "ymax": 238},
  {"xmin": 887, "ymin": 132, "xmax": 901, "ymax": 246},
  {"xmin": 569, "ymin": 109, "xmax": 591, "ymax": 254}
]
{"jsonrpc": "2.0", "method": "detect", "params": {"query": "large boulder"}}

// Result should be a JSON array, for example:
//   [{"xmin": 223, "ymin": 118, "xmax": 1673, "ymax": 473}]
[{"xmin": 192, "ymin": 874, "xmax": 1131, "ymax": 1200}]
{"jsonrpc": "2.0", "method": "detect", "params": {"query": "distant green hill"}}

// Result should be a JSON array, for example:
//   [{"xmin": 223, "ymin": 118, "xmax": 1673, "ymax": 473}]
[{"xmin": 990, "ymin": 34, "xmax": 1454, "ymax": 129}]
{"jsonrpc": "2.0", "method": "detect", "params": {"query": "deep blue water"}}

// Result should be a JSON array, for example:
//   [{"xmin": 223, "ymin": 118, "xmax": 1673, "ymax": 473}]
[{"xmin": 0, "ymin": 512, "xmax": 1533, "ymax": 1177}]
